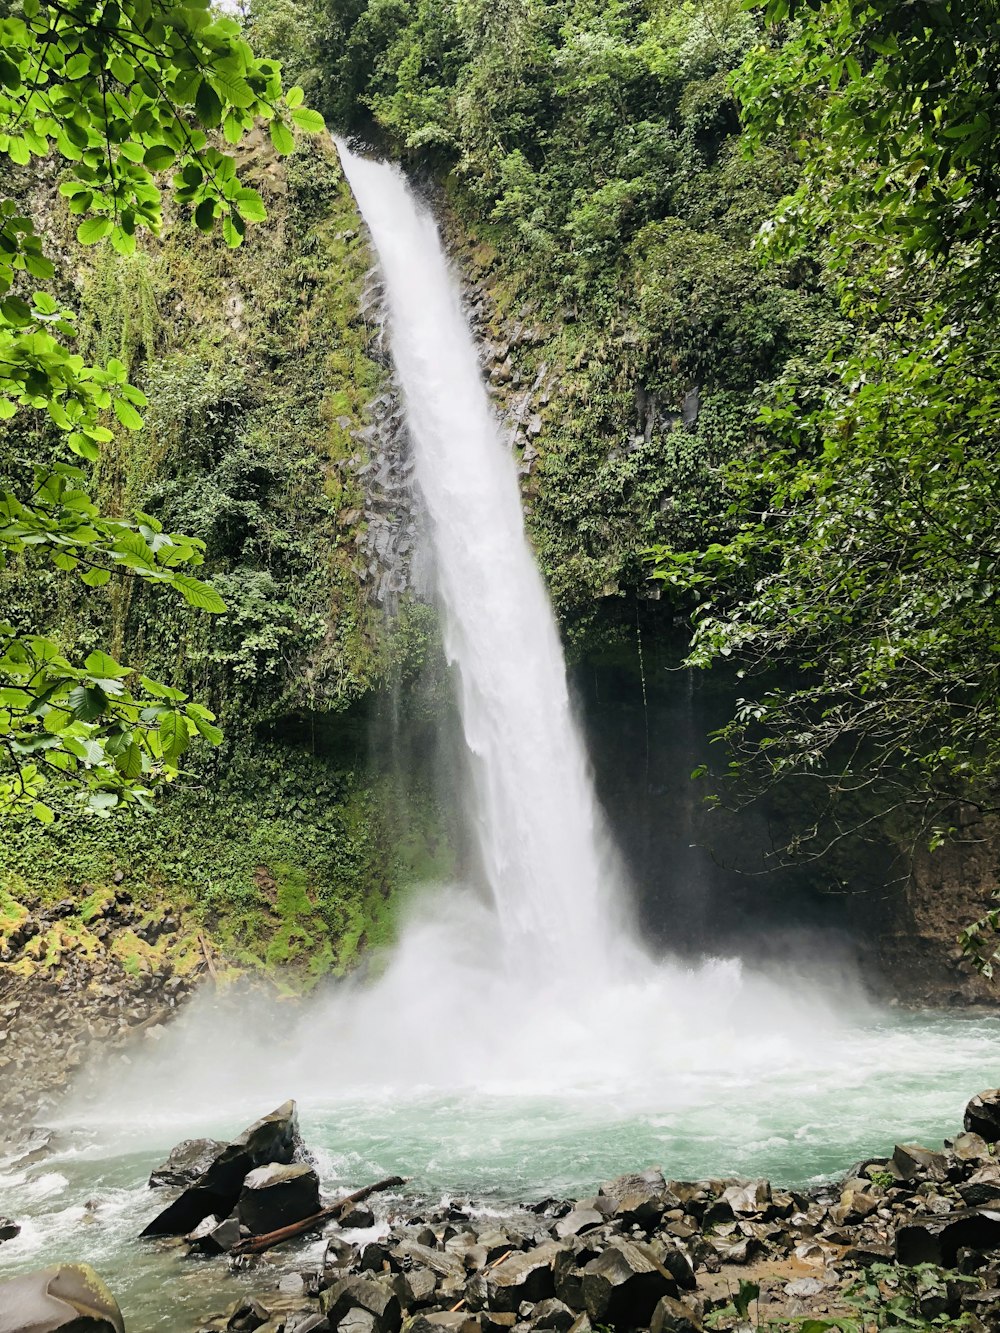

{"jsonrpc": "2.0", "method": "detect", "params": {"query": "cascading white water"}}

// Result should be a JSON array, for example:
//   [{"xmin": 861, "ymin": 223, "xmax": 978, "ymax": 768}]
[{"xmin": 336, "ymin": 141, "xmax": 623, "ymax": 974}]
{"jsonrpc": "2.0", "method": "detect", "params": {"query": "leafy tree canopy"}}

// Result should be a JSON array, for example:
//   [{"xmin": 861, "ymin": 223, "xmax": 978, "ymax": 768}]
[
  {"xmin": 651, "ymin": 0, "xmax": 1000, "ymax": 854},
  {"xmin": 0, "ymin": 0, "xmax": 324, "ymax": 822}
]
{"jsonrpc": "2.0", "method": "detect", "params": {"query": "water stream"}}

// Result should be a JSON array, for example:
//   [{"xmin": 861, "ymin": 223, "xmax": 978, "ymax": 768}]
[{"xmin": 0, "ymin": 145, "xmax": 997, "ymax": 1328}]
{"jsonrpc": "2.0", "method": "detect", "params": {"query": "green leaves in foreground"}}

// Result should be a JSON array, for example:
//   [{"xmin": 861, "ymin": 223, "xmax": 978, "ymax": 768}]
[
  {"xmin": 0, "ymin": 632, "xmax": 223, "ymax": 822},
  {"xmin": 0, "ymin": 0, "xmax": 327, "ymax": 818}
]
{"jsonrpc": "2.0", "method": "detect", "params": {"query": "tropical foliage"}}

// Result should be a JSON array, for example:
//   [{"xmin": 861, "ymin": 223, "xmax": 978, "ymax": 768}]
[{"xmin": 0, "ymin": 0, "xmax": 324, "ymax": 819}]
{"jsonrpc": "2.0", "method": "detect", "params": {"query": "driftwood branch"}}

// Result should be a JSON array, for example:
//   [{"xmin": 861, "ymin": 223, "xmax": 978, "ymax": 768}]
[
  {"xmin": 198, "ymin": 933, "xmax": 218, "ymax": 983},
  {"xmin": 229, "ymin": 1175, "xmax": 407, "ymax": 1257}
]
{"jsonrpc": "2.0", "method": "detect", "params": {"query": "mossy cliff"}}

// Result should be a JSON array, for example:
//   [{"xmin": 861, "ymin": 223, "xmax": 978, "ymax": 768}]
[{"xmin": 0, "ymin": 133, "xmax": 457, "ymax": 985}]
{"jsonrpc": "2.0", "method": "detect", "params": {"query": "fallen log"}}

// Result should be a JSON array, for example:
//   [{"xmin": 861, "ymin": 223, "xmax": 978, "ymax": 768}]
[{"xmin": 229, "ymin": 1175, "xmax": 407, "ymax": 1256}]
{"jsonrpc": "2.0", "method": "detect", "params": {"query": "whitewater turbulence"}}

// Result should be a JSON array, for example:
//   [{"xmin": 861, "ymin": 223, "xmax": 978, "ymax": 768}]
[{"xmin": 336, "ymin": 141, "xmax": 622, "ymax": 975}]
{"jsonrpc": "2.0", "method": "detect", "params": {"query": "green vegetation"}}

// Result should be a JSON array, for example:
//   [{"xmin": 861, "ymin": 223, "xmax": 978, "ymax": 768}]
[{"xmin": 0, "ymin": 0, "xmax": 326, "ymax": 818}]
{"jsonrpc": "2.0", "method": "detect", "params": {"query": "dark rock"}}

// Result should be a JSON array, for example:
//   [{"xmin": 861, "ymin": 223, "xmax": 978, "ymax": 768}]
[
  {"xmin": 952, "ymin": 1132, "xmax": 991, "ymax": 1165},
  {"xmin": 600, "ymin": 1171, "xmax": 673, "ymax": 1229},
  {"xmin": 554, "ymin": 1210, "xmax": 603, "ymax": 1241},
  {"xmin": 286, "ymin": 1315, "xmax": 331, "ymax": 1333},
  {"xmin": 966, "ymin": 1092, "xmax": 1000, "ymax": 1143},
  {"xmin": 960, "ymin": 1166, "xmax": 1000, "ymax": 1207},
  {"xmin": 392, "ymin": 1268, "xmax": 439, "ymax": 1308},
  {"xmin": 0, "ymin": 1216, "xmax": 20, "ymax": 1242},
  {"xmin": 321, "ymin": 1275, "xmax": 403, "ymax": 1333},
  {"xmin": 186, "ymin": 1212, "xmax": 241, "ymax": 1254},
  {"xmin": 140, "ymin": 1100, "xmax": 300, "ymax": 1238},
  {"xmin": 531, "ymin": 1299, "xmax": 576, "ymax": 1332},
  {"xmin": 896, "ymin": 1208, "xmax": 1000, "ymax": 1266},
  {"xmin": 650, "ymin": 1296, "xmax": 703, "ymax": 1333},
  {"xmin": 712, "ymin": 1237, "xmax": 764, "ymax": 1265},
  {"xmin": 238, "ymin": 1162, "xmax": 320, "ymax": 1235},
  {"xmin": 842, "ymin": 1243, "xmax": 893, "ymax": 1267},
  {"xmin": 487, "ymin": 1244, "xmax": 561, "ymax": 1312},
  {"xmin": 149, "ymin": 1137, "xmax": 227, "ymax": 1189},
  {"xmin": 721, "ymin": 1181, "xmax": 771, "ymax": 1216},
  {"xmin": 892, "ymin": 1144, "xmax": 948, "ymax": 1183},
  {"xmin": 342, "ymin": 1206, "xmax": 377, "ymax": 1229},
  {"xmin": 580, "ymin": 1241, "xmax": 678, "ymax": 1327},
  {"xmin": 0, "ymin": 1263, "xmax": 125, "ymax": 1332},
  {"xmin": 228, "ymin": 1300, "xmax": 271, "ymax": 1332}
]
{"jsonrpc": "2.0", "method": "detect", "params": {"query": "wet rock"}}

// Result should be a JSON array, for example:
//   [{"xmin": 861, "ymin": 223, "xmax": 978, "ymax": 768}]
[
  {"xmin": 141, "ymin": 1100, "xmax": 301, "ymax": 1237},
  {"xmin": 286, "ymin": 1315, "xmax": 331, "ymax": 1333},
  {"xmin": 186, "ymin": 1212, "xmax": 241, "ymax": 1254},
  {"xmin": 342, "ymin": 1205, "xmax": 377, "ymax": 1229},
  {"xmin": 0, "ymin": 1262, "xmax": 125, "ymax": 1332},
  {"xmin": 531, "ymin": 1299, "xmax": 576, "ymax": 1332},
  {"xmin": 600, "ymin": 1171, "xmax": 672, "ymax": 1228},
  {"xmin": 150, "ymin": 1138, "xmax": 228, "ymax": 1189},
  {"xmin": 965, "ymin": 1092, "xmax": 1000, "ymax": 1143},
  {"xmin": 891, "ymin": 1144, "xmax": 948, "ymax": 1183},
  {"xmin": 554, "ymin": 1210, "xmax": 603, "ymax": 1241},
  {"xmin": 228, "ymin": 1299, "xmax": 272, "ymax": 1332},
  {"xmin": 238, "ymin": 1162, "xmax": 321, "ymax": 1235},
  {"xmin": 650, "ymin": 1295, "xmax": 703, "ymax": 1333},
  {"xmin": 0, "ymin": 1216, "xmax": 20, "ymax": 1242},
  {"xmin": 959, "ymin": 1165, "xmax": 1000, "ymax": 1207},
  {"xmin": 896, "ymin": 1207, "xmax": 1000, "ymax": 1266},
  {"xmin": 487, "ymin": 1244, "xmax": 560, "ymax": 1312},
  {"xmin": 321, "ymin": 1275, "xmax": 403, "ymax": 1333},
  {"xmin": 721, "ymin": 1181, "xmax": 771, "ymax": 1217},
  {"xmin": 580, "ymin": 1241, "xmax": 678, "ymax": 1326}
]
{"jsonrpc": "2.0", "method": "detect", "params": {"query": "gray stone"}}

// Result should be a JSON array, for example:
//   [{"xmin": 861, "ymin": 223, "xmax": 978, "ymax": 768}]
[
  {"xmin": 228, "ymin": 1300, "xmax": 271, "ymax": 1333},
  {"xmin": 531, "ymin": 1299, "xmax": 576, "ymax": 1332},
  {"xmin": 186, "ymin": 1211, "xmax": 241, "ymax": 1254},
  {"xmin": 965, "ymin": 1091, "xmax": 1000, "ymax": 1143},
  {"xmin": 554, "ymin": 1210, "xmax": 603, "ymax": 1241},
  {"xmin": 891, "ymin": 1144, "xmax": 948, "ymax": 1183},
  {"xmin": 600, "ymin": 1171, "xmax": 673, "ymax": 1228},
  {"xmin": 141, "ymin": 1100, "xmax": 301, "ymax": 1238},
  {"xmin": 487, "ymin": 1244, "xmax": 561, "ymax": 1313},
  {"xmin": 238, "ymin": 1162, "xmax": 320, "ymax": 1235},
  {"xmin": 896, "ymin": 1207, "xmax": 1000, "ymax": 1267},
  {"xmin": 959, "ymin": 1164, "xmax": 1000, "ymax": 1207},
  {"xmin": 650, "ymin": 1296, "xmax": 702, "ymax": 1333},
  {"xmin": 580, "ymin": 1241, "xmax": 678, "ymax": 1326},
  {"xmin": 721, "ymin": 1181, "xmax": 771, "ymax": 1216},
  {"xmin": 321, "ymin": 1276, "xmax": 403, "ymax": 1333},
  {"xmin": 0, "ymin": 1264, "xmax": 125, "ymax": 1333},
  {"xmin": 0, "ymin": 1216, "xmax": 20, "ymax": 1243},
  {"xmin": 149, "ymin": 1137, "xmax": 227, "ymax": 1188}
]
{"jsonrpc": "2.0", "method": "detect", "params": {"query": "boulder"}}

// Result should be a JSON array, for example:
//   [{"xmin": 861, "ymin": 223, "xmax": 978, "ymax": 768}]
[
  {"xmin": 342, "ymin": 1205, "xmax": 377, "ymax": 1229},
  {"xmin": 599, "ymin": 1172, "xmax": 673, "ymax": 1229},
  {"xmin": 721, "ymin": 1181, "xmax": 771, "ymax": 1216},
  {"xmin": 965, "ymin": 1092, "xmax": 1000, "ymax": 1143},
  {"xmin": 896, "ymin": 1208, "xmax": 1000, "ymax": 1266},
  {"xmin": 958, "ymin": 1164, "xmax": 1000, "ymax": 1207},
  {"xmin": 531, "ymin": 1299, "xmax": 576, "ymax": 1332},
  {"xmin": 580, "ymin": 1241, "xmax": 678, "ymax": 1327},
  {"xmin": 228, "ymin": 1300, "xmax": 272, "ymax": 1332},
  {"xmin": 321, "ymin": 1275, "xmax": 403, "ymax": 1333},
  {"xmin": 486, "ymin": 1244, "xmax": 561, "ymax": 1312},
  {"xmin": 650, "ymin": 1296, "xmax": 702, "ymax": 1333},
  {"xmin": 891, "ymin": 1144, "xmax": 948, "ymax": 1183},
  {"xmin": 0, "ymin": 1263, "xmax": 125, "ymax": 1333},
  {"xmin": 554, "ymin": 1210, "xmax": 603, "ymax": 1241},
  {"xmin": 149, "ymin": 1137, "xmax": 227, "ymax": 1188},
  {"xmin": 0, "ymin": 1217, "xmax": 20, "ymax": 1243},
  {"xmin": 238, "ymin": 1162, "xmax": 321, "ymax": 1235},
  {"xmin": 286, "ymin": 1316, "xmax": 331, "ymax": 1333},
  {"xmin": 185, "ymin": 1212, "xmax": 241, "ymax": 1254},
  {"xmin": 141, "ymin": 1100, "xmax": 300, "ymax": 1237}
]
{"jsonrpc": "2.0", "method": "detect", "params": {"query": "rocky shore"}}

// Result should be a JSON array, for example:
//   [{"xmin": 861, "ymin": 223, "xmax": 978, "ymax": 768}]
[{"xmin": 8, "ymin": 1093, "xmax": 1000, "ymax": 1333}]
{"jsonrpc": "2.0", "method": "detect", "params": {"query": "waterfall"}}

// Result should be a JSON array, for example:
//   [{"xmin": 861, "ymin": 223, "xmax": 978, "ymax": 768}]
[{"xmin": 336, "ymin": 141, "xmax": 624, "ymax": 974}]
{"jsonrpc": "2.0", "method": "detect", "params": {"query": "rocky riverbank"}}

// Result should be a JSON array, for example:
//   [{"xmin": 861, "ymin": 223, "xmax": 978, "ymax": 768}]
[
  {"xmin": 0, "ymin": 886, "xmax": 211, "ymax": 1125},
  {"xmin": 179, "ymin": 1093, "xmax": 1000, "ymax": 1333},
  {"xmin": 9, "ymin": 1092, "xmax": 1000, "ymax": 1333}
]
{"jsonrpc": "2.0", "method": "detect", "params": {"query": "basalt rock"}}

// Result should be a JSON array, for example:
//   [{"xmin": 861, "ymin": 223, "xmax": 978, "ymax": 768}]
[
  {"xmin": 140, "ymin": 1100, "xmax": 301, "ymax": 1238},
  {"xmin": 486, "ymin": 1244, "xmax": 561, "ymax": 1312},
  {"xmin": 149, "ymin": 1137, "xmax": 228, "ymax": 1189},
  {"xmin": 321, "ymin": 1275, "xmax": 403, "ymax": 1333},
  {"xmin": 238, "ymin": 1162, "xmax": 321, "ymax": 1235},
  {"xmin": 580, "ymin": 1241, "xmax": 678, "ymax": 1327},
  {"xmin": 891, "ymin": 1144, "xmax": 948, "ymax": 1183},
  {"xmin": 600, "ymin": 1171, "xmax": 673, "ymax": 1229},
  {"xmin": 0, "ymin": 1262, "xmax": 125, "ymax": 1333},
  {"xmin": 0, "ymin": 1216, "xmax": 20, "ymax": 1242},
  {"xmin": 896, "ymin": 1207, "xmax": 1000, "ymax": 1266},
  {"xmin": 650, "ymin": 1296, "xmax": 703, "ymax": 1333},
  {"xmin": 965, "ymin": 1092, "xmax": 1000, "ymax": 1144}
]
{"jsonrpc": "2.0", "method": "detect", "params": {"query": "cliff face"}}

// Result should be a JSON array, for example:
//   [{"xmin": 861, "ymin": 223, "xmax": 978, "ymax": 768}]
[{"xmin": 2, "ymin": 137, "xmax": 997, "ymax": 1003}]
